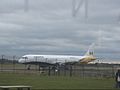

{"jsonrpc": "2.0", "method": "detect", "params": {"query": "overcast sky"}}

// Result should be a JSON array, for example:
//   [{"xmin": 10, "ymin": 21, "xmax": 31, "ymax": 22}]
[{"xmin": 0, "ymin": 0, "xmax": 120, "ymax": 60}]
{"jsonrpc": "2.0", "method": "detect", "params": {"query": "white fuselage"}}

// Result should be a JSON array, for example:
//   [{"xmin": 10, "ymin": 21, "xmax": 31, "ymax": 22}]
[{"xmin": 19, "ymin": 54, "xmax": 96, "ymax": 65}]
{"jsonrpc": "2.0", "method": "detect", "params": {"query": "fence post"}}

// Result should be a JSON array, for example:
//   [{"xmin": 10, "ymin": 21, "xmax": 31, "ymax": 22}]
[
  {"xmin": 13, "ymin": 56, "xmax": 16, "ymax": 73},
  {"xmin": 1, "ymin": 55, "xmax": 4, "ymax": 72},
  {"xmin": 82, "ymin": 64, "xmax": 85, "ymax": 78},
  {"xmin": 70, "ymin": 65, "xmax": 72, "ymax": 77},
  {"xmin": 48, "ymin": 66, "xmax": 51, "ymax": 76}
]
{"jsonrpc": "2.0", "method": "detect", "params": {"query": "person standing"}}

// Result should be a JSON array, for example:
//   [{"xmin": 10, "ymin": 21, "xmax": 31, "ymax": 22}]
[{"xmin": 116, "ymin": 69, "xmax": 120, "ymax": 88}]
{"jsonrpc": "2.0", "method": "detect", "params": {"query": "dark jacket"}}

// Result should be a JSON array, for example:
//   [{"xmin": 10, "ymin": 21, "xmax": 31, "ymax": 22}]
[{"xmin": 116, "ymin": 70, "xmax": 120, "ymax": 82}]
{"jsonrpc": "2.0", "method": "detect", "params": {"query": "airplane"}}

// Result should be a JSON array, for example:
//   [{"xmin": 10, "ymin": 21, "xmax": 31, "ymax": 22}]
[{"xmin": 18, "ymin": 44, "xmax": 96, "ymax": 70}]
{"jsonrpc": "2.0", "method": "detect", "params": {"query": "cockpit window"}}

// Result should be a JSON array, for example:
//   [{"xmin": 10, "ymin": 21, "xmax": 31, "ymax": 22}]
[{"xmin": 21, "ymin": 57, "xmax": 28, "ymax": 59}]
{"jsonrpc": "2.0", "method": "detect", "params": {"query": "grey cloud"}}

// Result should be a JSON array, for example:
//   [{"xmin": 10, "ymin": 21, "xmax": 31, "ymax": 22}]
[{"xmin": 0, "ymin": 0, "xmax": 120, "ymax": 60}]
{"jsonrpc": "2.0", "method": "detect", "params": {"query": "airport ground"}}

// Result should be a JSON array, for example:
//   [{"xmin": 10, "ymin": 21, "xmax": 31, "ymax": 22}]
[
  {"xmin": 0, "ymin": 63, "xmax": 119, "ymax": 89},
  {"xmin": 0, "ymin": 72, "xmax": 115, "ymax": 89}
]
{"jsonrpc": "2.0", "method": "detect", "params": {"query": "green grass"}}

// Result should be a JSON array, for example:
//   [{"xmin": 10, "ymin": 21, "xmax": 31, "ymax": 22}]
[{"xmin": 0, "ymin": 72, "xmax": 116, "ymax": 89}]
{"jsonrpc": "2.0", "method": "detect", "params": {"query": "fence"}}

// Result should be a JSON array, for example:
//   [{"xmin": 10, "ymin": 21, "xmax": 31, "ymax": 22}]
[{"xmin": 0, "ymin": 55, "xmax": 119, "ymax": 78}]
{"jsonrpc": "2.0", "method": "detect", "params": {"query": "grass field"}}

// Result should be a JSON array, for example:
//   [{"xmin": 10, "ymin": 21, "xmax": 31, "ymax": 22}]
[{"xmin": 0, "ymin": 72, "xmax": 116, "ymax": 89}]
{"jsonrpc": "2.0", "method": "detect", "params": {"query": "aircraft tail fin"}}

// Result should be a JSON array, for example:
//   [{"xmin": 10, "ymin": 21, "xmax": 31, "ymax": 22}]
[{"xmin": 84, "ymin": 43, "xmax": 95, "ymax": 56}]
